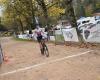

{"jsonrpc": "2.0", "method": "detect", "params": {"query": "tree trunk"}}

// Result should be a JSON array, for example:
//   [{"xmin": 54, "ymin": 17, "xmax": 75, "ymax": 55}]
[
  {"xmin": 64, "ymin": 0, "xmax": 84, "ymax": 42},
  {"xmin": 13, "ymin": 13, "xmax": 19, "ymax": 35},
  {"xmin": 92, "ymin": 0, "xmax": 96, "ymax": 11},
  {"xmin": 30, "ymin": 0, "xmax": 36, "ymax": 29},
  {"xmin": 18, "ymin": 16, "xmax": 24, "ymax": 34},
  {"xmin": 36, "ymin": 0, "xmax": 50, "ymax": 28}
]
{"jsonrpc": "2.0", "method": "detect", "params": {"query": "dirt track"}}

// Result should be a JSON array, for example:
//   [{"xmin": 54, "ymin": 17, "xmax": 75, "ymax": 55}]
[{"xmin": 0, "ymin": 37, "xmax": 100, "ymax": 80}]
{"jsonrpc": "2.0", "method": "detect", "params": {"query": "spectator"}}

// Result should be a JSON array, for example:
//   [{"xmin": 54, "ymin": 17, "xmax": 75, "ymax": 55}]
[
  {"xmin": 29, "ymin": 30, "xmax": 33, "ymax": 38},
  {"xmin": 45, "ymin": 25, "xmax": 50, "ymax": 41}
]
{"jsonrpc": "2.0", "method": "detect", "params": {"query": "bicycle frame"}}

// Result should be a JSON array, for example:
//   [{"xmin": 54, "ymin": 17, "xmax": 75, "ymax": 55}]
[{"xmin": 40, "ymin": 39, "xmax": 49, "ymax": 57}]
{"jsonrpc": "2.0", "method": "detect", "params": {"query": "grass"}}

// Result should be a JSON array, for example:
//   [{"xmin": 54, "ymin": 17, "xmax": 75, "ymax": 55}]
[{"xmin": 55, "ymin": 35, "xmax": 64, "ymax": 42}]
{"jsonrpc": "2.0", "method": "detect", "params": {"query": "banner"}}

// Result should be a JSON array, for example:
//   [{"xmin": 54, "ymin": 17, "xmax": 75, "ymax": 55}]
[
  {"xmin": 18, "ymin": 34, "xmax": 31, "ymax": 39},
  {"xmin": 62, "ymin": 28, "xmax": 79, "ymax": 42},
  {"xmin": 82, "ymin": 23, "xmax": 100, "ymax": 43},
  {"xmin": 50, "ymin": 36, "xmax": 55, "ymax": 41}
]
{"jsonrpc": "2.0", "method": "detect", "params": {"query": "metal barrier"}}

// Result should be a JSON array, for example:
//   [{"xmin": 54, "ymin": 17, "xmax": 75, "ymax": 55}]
[{"xmin": 54, "ymin": 30, "xmax": 65, "ymax": 44}]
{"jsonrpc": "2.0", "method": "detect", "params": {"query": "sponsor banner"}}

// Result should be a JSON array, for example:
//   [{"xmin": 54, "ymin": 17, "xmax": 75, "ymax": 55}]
[
  {"xmin": 62, "ymin": 28, "xmax": 79, "ymax": 42},
  {"xmin": 18, "ymin": 34, "xmax": 28, "ymax": 39},
  {"xmin": 50, "ymin": 36, "xmax": 55, "ymax": 41},
  {"xmin": 82, "ymin": 23, "xmax": 100, "ymax": 43},
  {"xmin": 18, "ymin": 34, "xmax": 31, "ymax": 39}
]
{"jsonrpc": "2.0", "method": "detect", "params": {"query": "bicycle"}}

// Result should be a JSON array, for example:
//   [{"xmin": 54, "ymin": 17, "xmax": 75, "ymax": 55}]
[{"xmin": 40, "ymin": 38, "xmax": 49, "ymax": 57}]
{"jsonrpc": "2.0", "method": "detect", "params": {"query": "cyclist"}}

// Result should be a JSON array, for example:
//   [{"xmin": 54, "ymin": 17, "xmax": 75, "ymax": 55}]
[{"xmin": 34, "ymin": 26, "xmax": 45, "ymax": 55}]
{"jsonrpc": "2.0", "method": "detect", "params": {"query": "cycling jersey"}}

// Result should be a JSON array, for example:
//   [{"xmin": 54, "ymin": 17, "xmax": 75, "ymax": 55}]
[
  {"xmin": 34, "ymin": 28, "xmax": 43, "ymax": 42},
  {"xmin": 35, "ymin": 28, "xmax": 43, "ymax": 37}
]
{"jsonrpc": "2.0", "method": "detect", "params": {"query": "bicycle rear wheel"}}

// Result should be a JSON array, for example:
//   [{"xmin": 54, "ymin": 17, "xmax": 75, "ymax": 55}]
[{"xmin": 43, "ymin": 44, "xmax": 49, "ymax": 57}]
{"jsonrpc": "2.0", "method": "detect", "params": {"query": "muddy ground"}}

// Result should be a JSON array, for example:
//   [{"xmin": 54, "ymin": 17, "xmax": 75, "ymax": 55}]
[{"xmin": 0, "ymin": 37, "xmax": 100, "ymax": 80}]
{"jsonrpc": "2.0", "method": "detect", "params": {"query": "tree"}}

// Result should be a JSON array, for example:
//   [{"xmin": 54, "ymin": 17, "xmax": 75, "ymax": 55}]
[
  {"xmin": 64, "ymin": 0, "xmax": 83, "ymax": 42},
  {"xmin": 75, "ymin": 0, "xmax": 86, "ymax": 18},
  {"xmin": 0, "ymin": 24, "xmax": 7, "ymax": 31},
  {"xmin": 36, "ymin": 0, "xmax": 50, "ymax": 28},
  {"xmin": 91, "ymin": 0, "xmax": 96, "ymax": 11},
  {"xmin": 64, "ymin": 0, "xmax": 77, "ymax": 27},
  {"xmin": 1, "ymin": 0, "xmax": 38, "ymax": 33}
]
